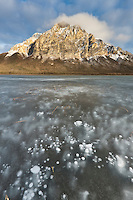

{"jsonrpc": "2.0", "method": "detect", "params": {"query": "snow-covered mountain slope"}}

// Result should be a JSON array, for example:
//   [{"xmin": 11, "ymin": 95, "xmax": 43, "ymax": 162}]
[{"xmin": 6, "ymin": 33, "xmax": 42, "ymax": 57}]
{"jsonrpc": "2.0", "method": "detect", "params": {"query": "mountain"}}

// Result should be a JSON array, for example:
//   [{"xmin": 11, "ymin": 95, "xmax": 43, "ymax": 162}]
[{"xmin": 1, "ymin": 22, "xmax": 133, "ymax": 75}]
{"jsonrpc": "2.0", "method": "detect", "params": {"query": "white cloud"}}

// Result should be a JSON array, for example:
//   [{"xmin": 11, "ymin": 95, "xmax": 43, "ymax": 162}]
[
  {"xmin": 101, "ymin": 8, "xmax": 133, "ymax": 51},
  {"xmin": 51, "ymin": 13, "xmax": 114, "ymax": 42},
  {"xmin": 0, "ymin": 43, "xmax": 12, "ymax": 53},
  {"xmin": 115, "ymin": 34, "xmax": 131, "ymax": 43},
  {"xmin": 0, "ymin": 0, "xmax": 16, "ymax": 11}
]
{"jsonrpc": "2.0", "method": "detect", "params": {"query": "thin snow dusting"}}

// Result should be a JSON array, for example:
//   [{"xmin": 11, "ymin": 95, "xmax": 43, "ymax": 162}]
[{"xmin": 0, "ymin": 75, "xmax": 133, "ymax": 200}]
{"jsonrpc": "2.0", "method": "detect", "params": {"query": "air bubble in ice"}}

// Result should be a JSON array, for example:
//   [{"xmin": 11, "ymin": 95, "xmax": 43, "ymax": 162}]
[
  {"xmin": 30, "ymin": 166, "xmax": 40, "ymax": 174},
  {"xmin": 17, "ymin": 170, "xmax": 23, "ymax": 177},
  {"xmin": 74, "ymin": 121, "xmax": 82, "ymax": 127}
]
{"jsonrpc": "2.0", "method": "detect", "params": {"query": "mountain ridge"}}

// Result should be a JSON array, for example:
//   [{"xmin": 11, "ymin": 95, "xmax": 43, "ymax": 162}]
[
  {"xmin": 6, "ymin": 23, "xmax": 132, "ymax": 61},
  {"xmin": 0, "ymin": 22, "xmax": 133, "ymax": 75}
]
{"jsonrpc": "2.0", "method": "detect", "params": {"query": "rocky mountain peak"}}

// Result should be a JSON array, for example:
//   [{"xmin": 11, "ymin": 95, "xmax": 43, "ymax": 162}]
[
  {"xmin": 6, "ymin": 23, "xmax": 132, "ymax": 63},
  {"xmin": 31, "ymin": 23, "xmax": 94, "ymax": 61}
]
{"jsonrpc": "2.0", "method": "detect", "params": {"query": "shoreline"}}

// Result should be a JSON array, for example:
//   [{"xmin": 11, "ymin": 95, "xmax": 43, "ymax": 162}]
[{"xmin": 0, "ymin": 73, "xmax": 133, "ymax": 76}]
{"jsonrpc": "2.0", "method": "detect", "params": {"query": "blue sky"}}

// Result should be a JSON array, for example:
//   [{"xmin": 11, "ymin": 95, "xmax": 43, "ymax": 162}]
[{"xmin": 0, "ymin": 0, "xmax": 133, "ymax": 53}]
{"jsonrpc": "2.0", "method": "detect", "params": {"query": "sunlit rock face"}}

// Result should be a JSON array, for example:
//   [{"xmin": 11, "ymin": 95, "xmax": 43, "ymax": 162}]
[
  {"xmin": 6, "ymin": 33, "xmax": 42, "ymax": 57},
  {"xmin": 6, "ymin": 22, "xmax": 132, "ymax": 62}
]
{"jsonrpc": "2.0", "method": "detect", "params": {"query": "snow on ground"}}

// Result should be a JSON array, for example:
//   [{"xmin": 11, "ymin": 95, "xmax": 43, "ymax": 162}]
[{"xmin": 0, "ymin": 75, "xmax": 133, "ymax": 199}]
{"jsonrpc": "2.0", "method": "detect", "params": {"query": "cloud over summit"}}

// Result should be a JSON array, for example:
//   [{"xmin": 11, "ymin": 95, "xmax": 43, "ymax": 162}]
[{"xmin": 51, "ymin": 13, "xmax": 114, "ymax": 42}]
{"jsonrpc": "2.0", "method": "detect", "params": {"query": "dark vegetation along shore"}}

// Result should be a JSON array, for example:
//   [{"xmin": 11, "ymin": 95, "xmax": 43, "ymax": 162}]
[{"xmin": 0, "ymin": 52, "xmax": 133, "ymax": 75}]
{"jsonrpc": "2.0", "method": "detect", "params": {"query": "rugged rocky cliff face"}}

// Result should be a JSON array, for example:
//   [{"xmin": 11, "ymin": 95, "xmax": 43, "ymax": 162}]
[{"xmin": 1, "ymin": 22, "xmax": 133, "ymax": 75}]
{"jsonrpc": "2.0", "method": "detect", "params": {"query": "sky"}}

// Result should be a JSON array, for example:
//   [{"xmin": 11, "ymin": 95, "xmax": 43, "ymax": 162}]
[{"xmin": 0, "ymin": 0, "xmax": 133, "ymax": 53}]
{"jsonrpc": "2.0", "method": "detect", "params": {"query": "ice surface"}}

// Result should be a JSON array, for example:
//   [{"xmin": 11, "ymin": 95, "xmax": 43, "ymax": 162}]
[{"xmin": 0, "ymin": 75, "xmax": 133, "ymax": 200}]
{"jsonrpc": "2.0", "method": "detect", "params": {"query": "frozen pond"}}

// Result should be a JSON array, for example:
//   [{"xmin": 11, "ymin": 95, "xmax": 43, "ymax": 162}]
[{"xmin": 0, "ymin": 75, "xmax": 133, "ymax": 200}]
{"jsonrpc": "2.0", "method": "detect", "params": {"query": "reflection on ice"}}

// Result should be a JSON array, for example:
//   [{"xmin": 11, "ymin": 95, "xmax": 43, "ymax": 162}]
[{"xmin": 0, "ymin": 75, "xmax": 133, "ymax": 200}]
